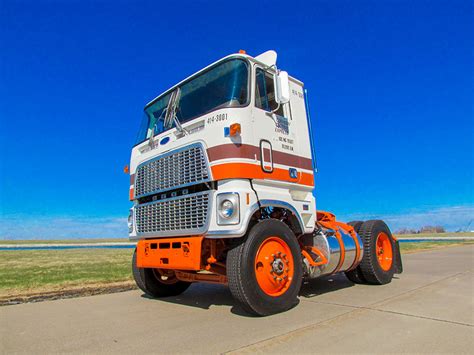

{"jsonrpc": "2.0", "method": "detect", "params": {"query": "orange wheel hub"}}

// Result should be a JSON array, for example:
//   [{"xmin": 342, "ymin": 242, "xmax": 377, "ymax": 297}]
[
  {"xmin": 254, "ymin": 236, "xmax": 294, "ymax": 297},
  {"xmin": 375, "ymin": 232, "xmax": 393, "ymax": 271}
]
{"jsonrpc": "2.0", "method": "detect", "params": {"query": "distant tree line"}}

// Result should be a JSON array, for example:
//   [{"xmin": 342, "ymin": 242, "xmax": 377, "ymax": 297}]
[{"xmin": 396, "ymin": 225, "xmax": 446, "ymax": 234}]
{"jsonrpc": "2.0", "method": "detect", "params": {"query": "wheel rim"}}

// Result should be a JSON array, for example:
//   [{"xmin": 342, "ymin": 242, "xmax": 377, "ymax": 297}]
[
  {"xmin": 375, "ymin": 232, "xmax": 393, "ymax": 271},
  {"xmin": 254, "ymin": 236, "xmax": 294, "ymax": 297}
]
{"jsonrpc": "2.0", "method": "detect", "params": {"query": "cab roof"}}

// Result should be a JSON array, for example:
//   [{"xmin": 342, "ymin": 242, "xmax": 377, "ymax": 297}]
[{"xmin": 145, "ymin": 51, "xmax": 304, "ymax": 108}]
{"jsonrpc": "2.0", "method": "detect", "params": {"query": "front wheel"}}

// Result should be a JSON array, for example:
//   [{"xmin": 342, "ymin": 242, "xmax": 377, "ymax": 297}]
[
  {"xmin": 226, "ymin": 219, "xmax": 303, "ymax": 316},
  {"xmin": 132, "ymin": 249, "xmax": 191, "ymax": 297}
]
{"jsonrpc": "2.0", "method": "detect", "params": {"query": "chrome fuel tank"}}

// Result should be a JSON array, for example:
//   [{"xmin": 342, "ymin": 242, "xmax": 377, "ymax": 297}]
[{"xmin": 301, "ymin": 226, "xmax": 363, "ymax": 279}]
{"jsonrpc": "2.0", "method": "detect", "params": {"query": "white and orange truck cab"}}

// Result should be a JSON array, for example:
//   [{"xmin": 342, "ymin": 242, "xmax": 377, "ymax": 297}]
[{"xmin": 128, "ymin": 50, "xmax": 402, "ymax": 316}]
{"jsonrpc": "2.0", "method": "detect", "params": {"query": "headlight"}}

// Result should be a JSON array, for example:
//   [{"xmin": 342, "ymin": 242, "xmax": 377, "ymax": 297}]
[
  {"xmin": 217, "ymin": 193, "xmax": 240, "ymax": 225},
  {"xmin": 128, "ymin": 209, "xmax": 134, "ymax": 233},
  {"xmin": 220, "ymin": 199, "xmax": 235, "ymax": 218}
]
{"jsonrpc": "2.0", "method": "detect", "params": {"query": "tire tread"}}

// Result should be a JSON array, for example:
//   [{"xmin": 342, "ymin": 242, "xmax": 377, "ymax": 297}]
[
  {"xmin": 358, "ymin": 220, "xmax": 395, "ymax": 285},
  {"xmin": 226, "ymin": 219, "xmax": 302, "ymax": 316}
]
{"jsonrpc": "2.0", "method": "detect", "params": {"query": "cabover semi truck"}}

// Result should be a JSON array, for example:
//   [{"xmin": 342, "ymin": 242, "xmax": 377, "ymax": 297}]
[{"xmin": 127, "ymin": 50, "xmax": 402, "ymax": 316}]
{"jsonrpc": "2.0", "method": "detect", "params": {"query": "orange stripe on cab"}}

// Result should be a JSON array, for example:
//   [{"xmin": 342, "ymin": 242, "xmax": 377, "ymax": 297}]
[{"xmin": 211, "ymin": 162, "xmax": 314, "ymax": 187}]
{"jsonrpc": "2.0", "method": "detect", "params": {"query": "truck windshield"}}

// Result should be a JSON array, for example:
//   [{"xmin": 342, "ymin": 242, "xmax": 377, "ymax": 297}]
[{"xmin": 135, "ymin": 58, "xmax": 249, "ymax": 145}]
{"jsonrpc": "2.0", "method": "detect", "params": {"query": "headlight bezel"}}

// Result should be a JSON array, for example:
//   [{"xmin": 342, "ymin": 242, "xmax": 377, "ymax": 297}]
[
  {"xmin": 128, "ymin": 208, "xmax": 134, "ymax": 233},
  {"xmin": 216, "ymin": 192, "xmax": 240, "ymax": 225}
]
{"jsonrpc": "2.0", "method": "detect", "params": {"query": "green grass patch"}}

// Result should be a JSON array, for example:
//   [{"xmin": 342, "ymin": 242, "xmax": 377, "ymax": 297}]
[
  {"xmin": 0, "ymin": 238, "xmax": 130, "ymax": 245},
  {"xmin": 0, "ymin": 248, "xmax": 134, "ymax": 296},
  {"xmin": 399, "ymin": 240, "xmax": 474, "ymax": 253},
  {"xmin": 395, "ymin": 232, "xmax": 474, "ymax": 239}
]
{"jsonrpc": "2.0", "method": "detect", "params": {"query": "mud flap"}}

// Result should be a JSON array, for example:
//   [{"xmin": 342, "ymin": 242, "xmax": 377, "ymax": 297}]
[{"xmin": 393, "ymin": 240, "xmax": 403, "ymax": 274}]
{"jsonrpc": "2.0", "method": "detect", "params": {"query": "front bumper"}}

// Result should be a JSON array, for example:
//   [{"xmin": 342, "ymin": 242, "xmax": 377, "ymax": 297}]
[{"xmin": 136, "ymin": 236, "xmax": 204, "ymax": 270}]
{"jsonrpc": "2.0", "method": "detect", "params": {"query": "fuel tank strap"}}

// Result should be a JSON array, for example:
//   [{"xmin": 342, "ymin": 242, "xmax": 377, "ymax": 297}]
[
  {"xmin": 333, "ymin": 229, "xmax": 345, "ymax": 273},
  {"xmin": 345, "ymin": 225, "xmax": 361, "ymax": 271},
  {"xmin": 316, "ymin": 211, "xmax": 363, "ymax": 274}
]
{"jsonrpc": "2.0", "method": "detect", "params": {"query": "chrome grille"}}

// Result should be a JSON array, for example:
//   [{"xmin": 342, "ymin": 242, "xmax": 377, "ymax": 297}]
[
  {"xmin": 135, "ymin": 191, "xmax": 211, "ymax": 235},
  {"xmin": 135, "ymin": 144, "xmax": 210, "ymax": 199}
]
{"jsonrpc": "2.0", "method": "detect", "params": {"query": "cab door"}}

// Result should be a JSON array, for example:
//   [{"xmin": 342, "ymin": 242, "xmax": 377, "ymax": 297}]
[{"xmin": 252, "ymin": 66, "xmax": 298, "ymax": 180}]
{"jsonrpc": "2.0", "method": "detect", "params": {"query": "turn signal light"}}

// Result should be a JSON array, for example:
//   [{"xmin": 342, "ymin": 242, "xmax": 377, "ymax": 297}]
[
  {"xmin": 239, "ymin": 49, "xmax": 246, "ymax": 54},
  {"xmin": 229, "ymin": 123, "xmax": 241, "ymax": 136},
  {"xmin": 124, "ymin": 165, "xmax": 130, "ymax": 174}
]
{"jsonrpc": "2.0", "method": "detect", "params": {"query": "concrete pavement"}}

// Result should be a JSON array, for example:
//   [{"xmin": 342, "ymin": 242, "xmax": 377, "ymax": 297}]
[{"xmin": 1, "ymin": 245, "xmax": 473, "ymax": 354}]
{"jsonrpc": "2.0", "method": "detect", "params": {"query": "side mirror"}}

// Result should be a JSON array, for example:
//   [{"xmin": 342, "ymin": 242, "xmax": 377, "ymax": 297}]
[{"xmin": 275, "ymin": 71, "xmax": 290, "ymax": 104}]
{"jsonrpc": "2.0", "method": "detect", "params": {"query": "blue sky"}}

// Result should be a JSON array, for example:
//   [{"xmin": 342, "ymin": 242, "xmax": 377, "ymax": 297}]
[{"xmin": 1, "ymin": 0, "xmax": 472, "ymax": 238}]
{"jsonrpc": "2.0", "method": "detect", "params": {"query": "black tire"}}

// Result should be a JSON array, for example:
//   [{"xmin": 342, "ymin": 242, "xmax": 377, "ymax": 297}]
[
  {"xmin": 132, "ymin": 248, "xmax": 191, "ymax": 297},
  {"xmin": 227, "ymin": 219, "xmax": 303, "ymax": 316},
  {"xmin": 358, "ymin": 220, "xmax": 396, "ymax": 285},
  {"xmin": 348, "ymin": 221, "xmax": 363, "ymax": 233},
  {"xmin": 344, "ymin": 221, "xmax": 367, "ymax": 284}
]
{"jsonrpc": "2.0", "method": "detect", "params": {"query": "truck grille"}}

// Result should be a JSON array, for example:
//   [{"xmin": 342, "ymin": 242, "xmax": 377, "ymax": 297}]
[
  {"xmin": 135, "ymin": 191, "xmax": 211, "ymax": 236},
  {"xmin": 134, "ymin": 144, "xmax": 210, "ymax": 199}
]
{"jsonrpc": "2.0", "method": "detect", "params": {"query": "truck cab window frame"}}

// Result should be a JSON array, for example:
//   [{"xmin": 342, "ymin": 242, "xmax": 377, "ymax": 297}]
[
  {"xmin": 134, "ymin": 58, "xmax": 251, "ymax": 146},
  {"xmin": 254, "ymin": 67, "xmax": 285, "ymax": 117}
]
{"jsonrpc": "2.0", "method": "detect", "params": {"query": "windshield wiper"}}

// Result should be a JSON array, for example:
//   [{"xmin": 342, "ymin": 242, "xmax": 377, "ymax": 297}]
[
  {"xmin": 147, "ymin": 88, "xmax": 187, "ymax": 148},
  {"xmin": 165, "ymin": 88, "xmax": 187, "ymax": 136}
]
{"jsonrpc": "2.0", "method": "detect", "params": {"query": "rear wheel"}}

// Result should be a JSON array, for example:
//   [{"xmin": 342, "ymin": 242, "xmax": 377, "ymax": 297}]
[
  {"xmin": 344, "ymin": 221, "xmax": 367, "ymax": 284},
  {"xmin": 227, "ymin": 219, "xmax": 303, "ymax": 316},
  {"xmin": 358, "ymin": 220, "xmax": 396, "ymax": 284},
  {"xmin": 132, "ymin": 249, "xmax": 191, "ymax": 297}
]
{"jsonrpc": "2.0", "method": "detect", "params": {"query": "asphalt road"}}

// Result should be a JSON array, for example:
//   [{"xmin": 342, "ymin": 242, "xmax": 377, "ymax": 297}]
[{"xmin": 1, "ymin": 245, "xmax": 473, "ymax": 354}]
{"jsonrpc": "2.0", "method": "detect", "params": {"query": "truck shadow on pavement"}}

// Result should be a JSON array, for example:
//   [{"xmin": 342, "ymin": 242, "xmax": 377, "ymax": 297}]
[
  {"xmin": 299, "ymin": 273, "xmax": 355, "ymax": 298},
  {"xmin": 141, "ymin": 273, "xmax": 357, "ymax": 317},
  {"xmin": 140, "ymin": 283, "xmax": 252, "ymax": 315}
]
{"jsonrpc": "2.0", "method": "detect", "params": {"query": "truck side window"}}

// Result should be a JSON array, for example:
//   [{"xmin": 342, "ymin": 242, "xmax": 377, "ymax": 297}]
[{"xmin": 255, "ymin": 68, "xmax": 285, "ymax": 117}]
